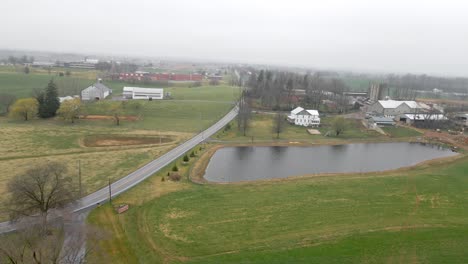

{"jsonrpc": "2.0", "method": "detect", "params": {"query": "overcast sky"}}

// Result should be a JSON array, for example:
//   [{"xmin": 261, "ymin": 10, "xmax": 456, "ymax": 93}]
[{"xmin": 2, "ymin": 0, "xmax": 468, "ymax": 76}]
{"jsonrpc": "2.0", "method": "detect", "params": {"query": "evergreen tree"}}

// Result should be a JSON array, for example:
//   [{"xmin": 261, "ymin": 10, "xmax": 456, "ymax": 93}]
[{"xmin": 38, "ymin": 79, "xmax": 60, "ymax": 118}]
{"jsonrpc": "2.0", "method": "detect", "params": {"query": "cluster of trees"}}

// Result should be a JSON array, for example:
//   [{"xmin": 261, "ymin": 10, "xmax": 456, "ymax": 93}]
[
  {"xmin": 245, "ymin": 70, "xmax": 350, "ymax": 112},
  {"xmin": 386, "ymin": 74, "xmax": 468, "ymax": 96},
  {"xmin": 4, "ymin": 55, "xmax": 35, "ymax": 65},
  {"xmin": 8, "ymin": 79, "xmax": 83, "ymax": 122},
  {"xmin": 36, "ymin": 80, "xmax": 60, "ymax": 118},
  {"xmin": 0, "ymin": 94, "xmax": 17, "ymax": 114}
]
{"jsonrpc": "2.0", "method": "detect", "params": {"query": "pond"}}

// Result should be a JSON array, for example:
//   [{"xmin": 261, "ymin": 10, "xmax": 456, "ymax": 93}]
[{"xmin": 203, "ymin": 142, "xmax": 458, "ymax": 182}]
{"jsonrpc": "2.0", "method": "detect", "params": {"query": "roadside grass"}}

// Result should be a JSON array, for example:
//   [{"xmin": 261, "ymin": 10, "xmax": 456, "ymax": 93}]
[
  {"xmin": 87, "ymin": 150, "xmax": 468, "ymax": 263},
  {"xmin": 382, "ymin": 126, "xmax": 423, "ymax": 138},
  {"xmin": 0, "ymin": 84, "xmax": 237, "ymax": 221},
  {"xmin": 0, "ymin": 119, "xmax": 192, "ymax": 220}
]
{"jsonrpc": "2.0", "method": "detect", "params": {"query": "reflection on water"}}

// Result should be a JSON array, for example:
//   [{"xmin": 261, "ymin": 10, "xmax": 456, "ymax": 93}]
[{"xmin": 204, "ymin": 142, "xmax": 457, "ymax": 183}]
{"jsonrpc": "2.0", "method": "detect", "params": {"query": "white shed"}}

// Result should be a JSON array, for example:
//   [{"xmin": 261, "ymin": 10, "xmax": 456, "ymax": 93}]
[{"xmin": 123, "ymin": 87, "xmax": 164, "ymax": 100}]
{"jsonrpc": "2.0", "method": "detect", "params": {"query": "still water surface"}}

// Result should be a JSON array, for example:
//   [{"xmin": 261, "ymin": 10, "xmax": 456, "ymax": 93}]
[{"xmin": 204, "ymin": 142, "xmax": 457, "ymax": 182}]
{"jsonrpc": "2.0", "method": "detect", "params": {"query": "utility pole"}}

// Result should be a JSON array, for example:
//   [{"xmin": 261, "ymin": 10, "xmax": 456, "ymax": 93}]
[
  {"xmin": 78, "ymin": 160, "xmax": 82, "ymax": 197},
  {"xmin": 108, "ymin": 178, "xmax": 112, "ymax": 204}
]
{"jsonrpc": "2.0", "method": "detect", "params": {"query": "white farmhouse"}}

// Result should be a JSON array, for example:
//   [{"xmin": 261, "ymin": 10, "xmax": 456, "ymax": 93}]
[
  {"xmin": 123, "ymin": 87, "xmax": 164, "ymax": 100},
  {"xmin": 81, "ymin": 81, "xmax": 112, "ymax": 101},
  {"xmin": 287, "ymin": 106, "xmax": 320, "ymax": 127}
]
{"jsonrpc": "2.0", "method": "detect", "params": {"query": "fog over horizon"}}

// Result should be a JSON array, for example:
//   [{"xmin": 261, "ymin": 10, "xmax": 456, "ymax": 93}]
[{"xmin": 2, "ymin": 0, "xmax": 468, "ymax": 76}]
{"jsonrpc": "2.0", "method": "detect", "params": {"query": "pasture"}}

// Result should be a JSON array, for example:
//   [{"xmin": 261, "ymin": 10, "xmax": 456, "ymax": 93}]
[
  {"xmin": 0, "ymin": 83, "xmax": 239, "ymax": 220},
  {"xmin": 88, "ymin": 145, "xmax": 468, "ymax": 263}
]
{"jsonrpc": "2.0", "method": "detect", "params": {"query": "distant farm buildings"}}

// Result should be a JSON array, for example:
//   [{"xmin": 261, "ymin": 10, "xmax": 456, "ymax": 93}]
[
  {"xmin": 368, "ymin": 83, "xmax": 389, "ymax": 102},
  {"xmin": 287, "ymin": 106, "xmax": 320, "ymax": 127},
  {"xmin": 367, "ymin": 100, "xmax": 430, "ymax": 117},
  {"xmin": 396, "ymin": 114, "xmax": 448, "ymax": 125},
  {"xmin": 81, "ymin": 81, "xmax": 112, "ymax": 101},
  {"xmin": 123, "ymin": 87, "xmax": 164, "ymax": 100},
  {"xmin": 118, "ymin": 73, "xmax": 203, "ymax": 82},
  {"xmin": 454, "ymin": 113, "xmax": 468, "ymax": 127}
]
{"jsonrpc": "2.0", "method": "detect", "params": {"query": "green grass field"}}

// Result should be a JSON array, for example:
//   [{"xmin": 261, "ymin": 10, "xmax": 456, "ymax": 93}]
[
  {"xmin": 0, "ymin": 84, "xmax": 238, "ymax": 221},
  {"xmin": 88, "ymin": 148, "xmax": 468, "ymax": 263},
  {"xmin": 216, "ymin": 114, "xmax": 426, "ymax": 143},
  {"xmin": 382, "ymin": 126, "xmax": 423, "ymax": 138},
  {"xmin": 215, "ymin": 114, "xmax": 384, "ymax": 142}
]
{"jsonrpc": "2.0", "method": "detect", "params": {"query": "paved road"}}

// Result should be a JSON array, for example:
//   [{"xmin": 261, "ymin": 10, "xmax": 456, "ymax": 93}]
[{"xmin": 0, "ymin": 105, "xmax": 238, "ymax": 233}]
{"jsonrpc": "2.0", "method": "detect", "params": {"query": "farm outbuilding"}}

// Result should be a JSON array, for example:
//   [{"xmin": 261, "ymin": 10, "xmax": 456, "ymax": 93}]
[
  {"xmin": 397, "ymin": 114, "xmax": 448, "ymax": 125},
  {"xmin": 454, "ymin": 113, "xmax": 468, "ymax": 127},
  {"xmin": 368, "ymin": 116, "xmax": 395, "ymax": 127},
  {"xmin": 123, "ymin": 87, "xmax": 164, "ymax": 100},
  {"xmin": 81, "ymin": 81, "xmax": 112, "ymax": 101}
]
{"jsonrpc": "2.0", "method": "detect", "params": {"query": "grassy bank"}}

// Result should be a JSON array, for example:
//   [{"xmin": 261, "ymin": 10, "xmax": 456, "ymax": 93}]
[{"xmin": 88, "ymin": 149, "xmax": 468, "ymax": 263}]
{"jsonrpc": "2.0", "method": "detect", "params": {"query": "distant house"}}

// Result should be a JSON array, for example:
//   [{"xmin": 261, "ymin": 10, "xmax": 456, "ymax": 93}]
[
  {"xmin": 396, "ymin": 113, "xmax": 448, "ymax": 125},
  {"xmin": 123, "ymin": 87, "xmax": 164, "ymax": 100},
  {"xmin": 367, "ymin": 100, "xmax": 429, "ymax": 117},
  {"xmin": 58, "ymin": 95, "xmax": 79, "ymax": 103},
  {"xmin": 81, "ymin": 81, "xmax": 112, "ymax": 101},
  {"xmin": 287, "ymin": 106, "xmax": 320, "ymax": 127}
]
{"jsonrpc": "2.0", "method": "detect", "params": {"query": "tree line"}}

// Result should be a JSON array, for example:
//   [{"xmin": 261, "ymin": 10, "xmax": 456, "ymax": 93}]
[
  {"xmin": 3, "ymin": 55, "xmax": 35, "ymax": 65},
  {"xmin": 243, "ymin": 70, "xmax": 351, "ymax": 112}
]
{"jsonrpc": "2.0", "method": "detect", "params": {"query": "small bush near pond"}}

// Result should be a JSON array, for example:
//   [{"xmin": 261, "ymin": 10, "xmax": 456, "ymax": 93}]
[{"xmin": 169, "ymin": 173, "xmax": 181, "ymax": 181}]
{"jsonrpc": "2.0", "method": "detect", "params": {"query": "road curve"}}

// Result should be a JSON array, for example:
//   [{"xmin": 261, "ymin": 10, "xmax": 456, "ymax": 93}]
[{"xmin": 0, "ymin": 105, "xmax": 238, "ymax": 233}]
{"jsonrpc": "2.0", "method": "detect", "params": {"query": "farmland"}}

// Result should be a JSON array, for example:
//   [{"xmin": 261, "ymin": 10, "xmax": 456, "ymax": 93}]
[
  {"xmin": 0, "ymin": 74, "xmax": 239, "ymax": 220},
  {"xmin": 88, "ymin": 143, "xmax": 468, "ymax": 263}
]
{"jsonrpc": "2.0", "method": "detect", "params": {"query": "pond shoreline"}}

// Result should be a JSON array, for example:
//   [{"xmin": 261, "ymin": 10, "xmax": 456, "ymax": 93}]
[{"xmin": 190, "ymin": 140, "xmax": 462, "ymax": 184}]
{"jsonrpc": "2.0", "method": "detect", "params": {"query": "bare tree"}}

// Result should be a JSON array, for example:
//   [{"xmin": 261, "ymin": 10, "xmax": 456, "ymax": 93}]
[
  {"xmin": 273, "ymin": 112, "xmax": 285, "ymax": 139},
  {"xmin": 237, "ymin": 91, "xmax": 251, "ymax": 136},
  {"xmin": 108, "ymin": 102, "xmax": 124, "ymax": 126},
  {"xmin": 331, "ymin": 116, "xmax": 348, "ymax": 136},
  {"xmin": 0, "ymin": 94, "xmax": 16, "ymax": 114},
  {"xmin": 7, "ymin": 162, "xmax": 78, "ymax": 234},
  {"xmin": 0, "ymin": 215, "xmax": 105, "ymax": 264}
]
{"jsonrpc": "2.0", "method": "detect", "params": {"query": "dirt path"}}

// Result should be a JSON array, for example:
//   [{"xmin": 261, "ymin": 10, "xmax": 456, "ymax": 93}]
[{"xmin": 423, "ymin": 130, "xmax": 468, "ymax": 150}]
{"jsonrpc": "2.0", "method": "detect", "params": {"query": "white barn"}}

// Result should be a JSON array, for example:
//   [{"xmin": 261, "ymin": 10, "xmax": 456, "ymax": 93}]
[
  {"xmin": 287, "ymin": 106, "xmax": 320, "ymax": 127},
  {"xmin": 81, "ymin": 81, "xmax": 112, "ymax": 101},
  {"xmin": 123, "ymin": 87, "xmax": 164, "ymax": 100}
]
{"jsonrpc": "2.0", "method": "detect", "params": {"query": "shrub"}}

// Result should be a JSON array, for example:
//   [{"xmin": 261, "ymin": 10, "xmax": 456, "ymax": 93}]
[
  {"xmin": 183, "ymin": 154, "xmax": 189, "ymax": 162},
  {"xmin": 161, "ymin": 176, "xmax": 165, "ymax": 182},
  {"xmin": 172, "ymin": 164, "xmax": 179, "ymax": 172},
  {"xmin": 190, "ymin": 151, "xmax": 196, "ymax": 157},
  {"xmin": 169, "ymin": 173, "xmax": 181, "ymax": 181}
]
